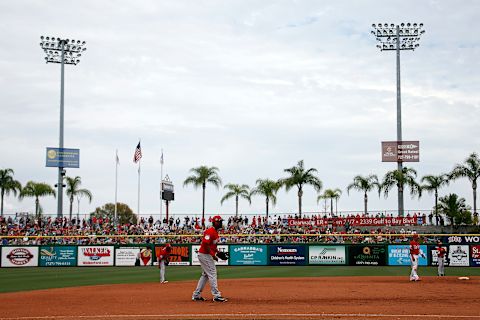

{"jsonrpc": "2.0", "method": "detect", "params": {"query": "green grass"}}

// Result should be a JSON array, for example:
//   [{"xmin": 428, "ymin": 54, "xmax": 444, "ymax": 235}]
[{"xmin": 0, "ymin": 266, "xmax": 479, "ymax": 293}]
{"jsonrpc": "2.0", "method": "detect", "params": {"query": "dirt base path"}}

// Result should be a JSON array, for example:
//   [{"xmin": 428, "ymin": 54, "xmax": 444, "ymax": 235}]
[{"xmin": 0, "ymin": 277, "xmax": 479, "ymax": 320}]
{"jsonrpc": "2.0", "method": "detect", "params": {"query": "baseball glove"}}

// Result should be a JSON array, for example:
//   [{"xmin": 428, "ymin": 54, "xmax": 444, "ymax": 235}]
[
  {"xmin": 216, "ymin": 251, "xmax": 229, "ymax": 261},
  {"xmin": 165, "ymin": 260, "xmax": 169, "ymax": 266}
]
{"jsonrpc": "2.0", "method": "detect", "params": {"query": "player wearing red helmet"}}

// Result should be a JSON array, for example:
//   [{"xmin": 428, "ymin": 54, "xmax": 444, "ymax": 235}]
[
  {"xmin": 158, "ymin": 243, "xmax": 172, "ymax": 283},
  {"xmin": 192, "ymin": 215, "xmax": 229, "ymax": 302}
]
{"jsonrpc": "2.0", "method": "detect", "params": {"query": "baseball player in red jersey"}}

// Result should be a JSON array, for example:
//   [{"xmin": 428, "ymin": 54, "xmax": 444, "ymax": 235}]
[
  {"xmin": 192, "ymin": 215, "xmax": 229, "ymax": 302},
  {"xmin": 409, "ymin": 234, "xmax": 425, "ymax": 281},
  {"xmin": 436, "ymin": 241, "xmax": 446, "ymax": 276},
  {"xmin": 157, "ymin": 243, "xmax": 171, "ymax": 284}
]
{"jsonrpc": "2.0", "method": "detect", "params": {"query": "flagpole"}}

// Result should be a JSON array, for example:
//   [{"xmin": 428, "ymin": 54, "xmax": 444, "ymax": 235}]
[
  {"xmin": 138, "ymin": 158, "xmax": 141, "ymax": 221},
  {"xmin": 160, "ymin": 148, "xmax": 164, "ymax": 224},
  {"xmin": 115, "ymin": 149, "xmax": 119, "ymax": 224}
]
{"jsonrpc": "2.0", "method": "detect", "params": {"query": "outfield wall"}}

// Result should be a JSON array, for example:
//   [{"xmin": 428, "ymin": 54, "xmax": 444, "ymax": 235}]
[{"xmin": 1, "ymin": 237, "xmax": 479, "ymax": 268}]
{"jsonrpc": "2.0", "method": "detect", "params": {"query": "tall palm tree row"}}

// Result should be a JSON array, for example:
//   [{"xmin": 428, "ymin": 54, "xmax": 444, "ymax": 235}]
[
  {"xmin": 0, "ymin": 168, "xmax": 22, "ymax": 217},
  {"xmin": 279, "ymin": 160, "xmax": 323, "ymax": 217},
  {"xmin": 450, "ymin": 152, "xmax": 480, "ymax": 216},
  {"xmin": 19, "ymin": 181, "xmax": 56, "ymax": 216},
  {"xmin": 346, "ymin": 175, "xmax": 380, "ymax": 215},
  {"xmin": 183, "ymin": 166, "xmax": 222, "ymax": 227},
  {"xmin": 65, "ymin": 176, "xmax": 93, "ymax": 221},
  {"xmin": 251, "ymin": 179, "xmax": 280, "ymax": 218},
  {"xmin": 220, "ymin": 183, "xmax": 251, "ymax": 217}
]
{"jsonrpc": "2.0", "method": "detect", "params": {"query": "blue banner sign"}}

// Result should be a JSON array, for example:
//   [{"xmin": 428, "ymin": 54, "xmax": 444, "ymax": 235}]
[
  {"xmin": 388, "ymin": 245, "xmax": 428, "ymax": 266},
  {"xmin": 269, "ymin": 245, "xmax": 307, "ymax": 266},
  {"xmin": 230, "ymin": 245, "xmax": 267, "ymax": 266},
  {"xmin": 39, "ymin": 246, "xmax": 77, "ymax": 267},
  {"xmin": 46, "ymin": 148, "xmax": 80, "ymax": 168}
]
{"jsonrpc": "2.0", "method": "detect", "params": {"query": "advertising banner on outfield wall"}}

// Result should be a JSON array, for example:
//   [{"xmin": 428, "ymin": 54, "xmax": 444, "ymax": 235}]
[
  {"xmin": 309, "ymin": 246, "xmax": 346, "ymax": 265},
  {"xmin": 116, "ymin": 247, "xmax": 152, "ymax": 266},
  {"xmin": 448, "ymin": 245, "xmax": 470, "ymax": 266},
  {"xmin": 1, "ymin": 246, "xmax": 39, "ymax": 267},
  {"xmin": 230, "ymin": 245, "xmax": 267, "ymax": 265},
  {"xmin": 39, "ymin": 246, "xmax": 77, "ymax": 267},
  {"xmin": 445, "ymin": 235, "xmax": 480, "ymax": 245},
  {"xmin": 192, "ymin": 245, "xmax": 229, "ymax": 266},
  {"xmin": 349, "ymin": 245, "xmax": 386, "ymax": 266},
  {"xmin": 77, "ymin": 246, "xmax": 114, "ymax": 266},
  {"xmin": 155, "ymin": 245, "xmax": 190, "ymax": 266},
  {"xmin": 470, "ymin": 245, "xmax": 480, "ymax": 267},
  {"xmin": 388, "ymin": 245, "xmax": 428, "ymax": 266},
  {"xmin": 269, "ymin": 245, "xmax": 307, "ymax": 266}
]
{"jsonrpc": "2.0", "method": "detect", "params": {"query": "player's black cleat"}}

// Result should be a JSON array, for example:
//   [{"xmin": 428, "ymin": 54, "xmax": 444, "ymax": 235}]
[
  {"xmin": 213, "ymin": 296, "xmax": 228, "ymax": 302},
  {"xmin": 192, "ymin": 296, "xmax": 207, "ymax": 301}
]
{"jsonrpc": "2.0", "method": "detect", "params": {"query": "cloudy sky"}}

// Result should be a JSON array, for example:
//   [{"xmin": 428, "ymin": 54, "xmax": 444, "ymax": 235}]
[{"xmin": 1, "ymin": 0, "xmax": 479, "ymax": 219}]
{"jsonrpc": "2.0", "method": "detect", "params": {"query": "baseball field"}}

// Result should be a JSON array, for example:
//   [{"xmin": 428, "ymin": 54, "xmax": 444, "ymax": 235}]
[{"xmin": 1, "ymin": 266, "xmax": 479, "ymax": 320}]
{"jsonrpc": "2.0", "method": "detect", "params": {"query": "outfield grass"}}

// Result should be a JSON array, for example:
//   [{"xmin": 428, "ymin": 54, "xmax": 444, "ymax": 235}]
[{"xmin": 0, "ymin": 266, "xmax": 479, "ymax": 293}]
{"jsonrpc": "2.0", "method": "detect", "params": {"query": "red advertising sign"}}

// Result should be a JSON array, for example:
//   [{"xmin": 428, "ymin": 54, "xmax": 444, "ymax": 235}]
[
  {"xmin": 287, "ymin": 217, "xmax": 418, "ymax": 227},
  {"xmin": 382, "ymin": 141, "xmax": 419, "ymax": 162}
]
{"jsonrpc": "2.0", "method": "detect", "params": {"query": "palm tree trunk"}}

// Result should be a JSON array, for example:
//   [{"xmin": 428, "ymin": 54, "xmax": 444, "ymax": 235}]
[
  {"xmin": 298, "ymin": 188, "xmax": 303, "ymax": 218},
  {"xmin": 35, "ymin": 197, "xmax": 39, "ymax": 216},
  {"xmin": 69, "ymin": 195, "xmax": 74, "ymax": 221},
  {"xmin": 364, "ymin": 192, "xmax": 368, "ymax": 215},
  {"xmin": 330, "ymin": 198, "xmax": 333, "ymax": 216},
  {"xmin": 0, "ymin": 190, "xmax": 4, "ymax": 217},
  {"xmin": 473, "ymin": 181, "xmax": 477, "ymax": 216},
  {"xmin": 266, "ymin": 196, "xmax": 269, "ymax": 219},
  {"xmin": 435, "ymin": 189, "xmax": 438, "ymax": 225},
  {"xmin": 202, "ymin": 183, "xmax": 206, "ymax": 228},
  {"xmin": 235, "ymin": 195, "xmax": 239, "ymax": 217}
]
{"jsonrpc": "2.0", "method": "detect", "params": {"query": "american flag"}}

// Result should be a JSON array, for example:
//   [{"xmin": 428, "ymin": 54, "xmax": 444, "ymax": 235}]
[{"xmin": 133, "ymin": 142, "xmax": 142, "ymax": 163}]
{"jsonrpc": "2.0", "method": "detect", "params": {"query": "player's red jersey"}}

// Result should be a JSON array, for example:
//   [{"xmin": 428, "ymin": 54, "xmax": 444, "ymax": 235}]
[
  {"xmin": 436, "ymin": 246, "xmax": 446, "ymax": 258},
  {"xmin": 157, "ymin": 247, "xmax": 170, "ymax": 261},
  {"xmin": 199, "ymin": 227, "xmax": 219, "ymax": 256},
  {"xmin": 410, "ymin": 240, "xmax": 420, "ymax": 255}
]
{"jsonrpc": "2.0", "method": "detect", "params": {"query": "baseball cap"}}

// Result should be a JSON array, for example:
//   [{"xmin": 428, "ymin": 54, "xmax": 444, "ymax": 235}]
[{"xmin": 212, "ymin": 215, "xmax": 223, "ymax": 222}]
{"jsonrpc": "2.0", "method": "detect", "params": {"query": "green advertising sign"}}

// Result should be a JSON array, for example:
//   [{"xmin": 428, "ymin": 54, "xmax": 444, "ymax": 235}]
[{"xmin": 39, "ymin": 246, "xmax": 77, "ymax": 267}]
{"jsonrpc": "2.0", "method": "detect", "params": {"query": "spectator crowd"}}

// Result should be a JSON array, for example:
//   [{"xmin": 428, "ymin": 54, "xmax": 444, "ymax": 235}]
[{"xmin": 0, "ymin": 211, "xmax": 454, "ymax": 246}]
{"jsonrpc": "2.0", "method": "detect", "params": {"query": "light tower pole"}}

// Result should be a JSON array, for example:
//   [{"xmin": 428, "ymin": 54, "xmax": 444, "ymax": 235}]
[
  {"xmin": 371, "ymin": 23, "xmax": 425, "ymax": 216},
  {"xmin": 39, "ymin": 36, "xmax": 87, "ymax": 218}
]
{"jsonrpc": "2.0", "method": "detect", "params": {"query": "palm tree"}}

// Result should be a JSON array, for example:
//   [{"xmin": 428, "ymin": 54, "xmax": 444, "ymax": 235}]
[
  {"xmin": 381, "ymin": 167, "xmax": 422, "ymax": 215},
  {"xmin": 450, "ymin": 152, "xmax": 480, "ymax": 216},
  {"xmin": 421, "ymin": 174, "xmax": 449, "ymax": 225},
  {"xmin": 317, "ymin": 188, "xmax": 341, "ymax": 216},
  {"xmin": 65, "ymin": 176, "xmax": 92, "ymax": 221},
  {"xmin": 346, "ymin": 174, "xmax": 381, "ymax": 215},
  {"xmin": 0, "ymin": 168, "xmax": 22, "ymax": 217},
  {"xmin": 19, "ymin": 181, "xmax": 56, "ymax": 217},
  {"xmin": 438, "ymin": 193, "xmax": 472, "ymax": 226},
  {"xmin": 280, "ymin": 160, "xmax": 322, "ymax": 217},
  {"xmin": 183, "ymin": 166, "xmax": 222, "ymax": 227},
  {"xmin": 220, "ymin": 184, "xmax": 251, "ymax": 217},
  {"xmin": 251, "ymin": 179, "xmax": 280, "ymax": 218}
]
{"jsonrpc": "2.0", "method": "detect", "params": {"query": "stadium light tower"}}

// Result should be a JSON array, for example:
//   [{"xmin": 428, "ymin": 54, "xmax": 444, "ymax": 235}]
[
  {"xmin": 371, "ymin": 23, "xmax": 425, "ymax": 216},
  {"xmin": 39, "ymin": 36, "xmax": 87, "ymax": 218}
]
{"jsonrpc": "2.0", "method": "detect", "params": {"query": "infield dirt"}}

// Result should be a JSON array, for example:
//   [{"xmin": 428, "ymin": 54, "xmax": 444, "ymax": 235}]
[{"xmin": 0, "ymin": 276, "xmax": 479, "ymax": 320}]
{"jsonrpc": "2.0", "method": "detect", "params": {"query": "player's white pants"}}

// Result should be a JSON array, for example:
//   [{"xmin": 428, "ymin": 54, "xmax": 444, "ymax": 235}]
[
  {"xmin": 438, "ymin": 257, "xmax": 445, "ymax": 276},
  {"xmin": 160, "ymin": 260, "xmax": 166, "ymax": 282},
  {"xmin": 410, "ymin": 254, "xmax": 419, "ymax": 280},
  {"xmin": 193, "ymin": 253, "xmax": 221, "ymax": 298}
]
